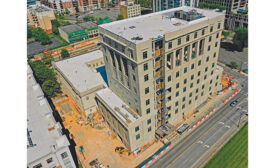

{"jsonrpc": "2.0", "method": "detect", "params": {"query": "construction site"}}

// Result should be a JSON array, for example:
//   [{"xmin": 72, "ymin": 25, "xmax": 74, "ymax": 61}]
[
  {"xmin": 49, "ymin": 68, "xmax": 237, "ymax": 168},
  {"xmin": 52, "ymin": 95, "xmax": 163, "ymax": 168}
]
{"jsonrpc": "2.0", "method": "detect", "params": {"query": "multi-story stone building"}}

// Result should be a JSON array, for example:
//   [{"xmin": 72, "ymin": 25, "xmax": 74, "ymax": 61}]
[
  {"xmin": 27, "ymin": 4, "xmax": 56, "ymax": 33},
  {"xmin": 120, "ymin": 1, "xmax": 141, "ymax": 19},
  {"xmin": 96, "ymin": 6, "xmax": 224, "ymax": 152},
  {"xmin": 27, "ymin": 65, "xmax": 76, "ymax": 168},
  {"xmin": 152, "ymin": 0, "xmax": 182, "ymax": 12},
  {"xmin": 199, "ymin": 0, "xmax": 248, "ymax": 29},
  {"xmin": 53, "ymin": 50, "xmax": 106, "ymax": 116}
]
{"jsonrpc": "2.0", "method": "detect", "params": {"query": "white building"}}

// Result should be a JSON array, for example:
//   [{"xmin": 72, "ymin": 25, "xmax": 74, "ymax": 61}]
[{"xmin": 27, "ymin": 65, "xmax": 76, "ymax": 168}]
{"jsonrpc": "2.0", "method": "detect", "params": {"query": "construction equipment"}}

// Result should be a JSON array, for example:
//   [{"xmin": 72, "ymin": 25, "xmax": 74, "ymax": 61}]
[{"xmin": 115, "ymin": 147, "xmax": 131, "ymax": 156}]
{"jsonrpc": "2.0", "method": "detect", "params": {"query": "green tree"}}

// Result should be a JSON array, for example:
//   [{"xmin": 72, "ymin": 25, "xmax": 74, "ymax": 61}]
[
  {"xmin": 31, "ymin": 27, "xmax": 52, "ymax": 45},
  {"xmin": 42, "ymin": 80, "xmax": 62, "ymax": 98},
  {"xmin": 101, "ymin": 0, "xmax": 104, "ymax": 7},
  {"xmin": 40, "ymin": 33, "xmax": 52, "ymax": 45},
  {"xmin": 75, "ymin": 6, "xmax": 79, "ymax": 13},
  {"xmin": 63, "ymin": 21, "xmax": 72, "ymax": 26},
  {"xmin": 233, "ymin": 27, "xmax": 248, "ymax": 51},
  {"xmin": 61, "ymin": 49, "xmax": 70, "ymax": 59},
  {"xmin": 42, "ymin": 52, "xmax": 53, "ymax": 65},
  {"xmin": 51, "ymin": 20, "xmax": 61, "ymax": 27},
  {"xmin": 231, "ymin": 61, "xmax": 239, "ymax": 69},
  {"xmin": 116, "ymin": 14, "xmax": 124, "ymax": 20},
  {"xmin": 27, "ymin": 25, "xmax": 33, "ymax": 39},
  {"xmin": 65, "ymin": 8, "xmax": 70, "ymax": 15},
  {"xmin": 29, "ymin": 60, "xmax": 57, "ymax": 83}
]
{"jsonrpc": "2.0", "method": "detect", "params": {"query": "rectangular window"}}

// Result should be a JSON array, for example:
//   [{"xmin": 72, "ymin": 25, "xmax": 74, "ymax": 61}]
[
  {"xmin": 205, "ymin": 67, "xmax": 208, "ymax": 72},
  {"xmin": 198, "ymin": 60, "xmax": 201, "ymax": 66},
  {"xmin": 218, "ymin": 23, "xmax": 221, "ymax": 29},
  {"xmin": 148, "ymin": 126, "xmax": 152, "ymax": 132},
  {"xmin": 178, "ymin": 38, "xmax": 181, "ymax": 45},
  {"xmin": 216, "ymin": 75, "xmax": 219, "ymax": 80},
  {"xmin": 212, "ymin": 63, "xmax": 215, "ymax": 68},
  {"xmin": 209, "ymin": 87, "xmax": 212, "ymax": 91},
  {"xmin": 144, "ymin": 63, "xmax": 148, "ymax": 71},
  {"xmin": 211, "ymin": 70, "xmax": 214, "ymax": 75},
  {"xmin": 183, "ymin": 87, "xmax": 186, "ymax": 92},
  {"xmin": 176, "ymin": 83, "xmax": 180, "ymax": 88},
  {"xmin": 201, "ymin": 92, "xmax": 204, "ymax": 96},
  {"xmin": 196, "ymin": 88, "xmax": 199, "ymax": 93},
  {"xmin": 146, "ymin": 99, "xmax": 150, "ymax": 105},
  {"xmin": 202, "ymin": 29, "xmax": 205, "ymax": 35},
  {"xmin": 210, "ymin": 26, "xmax": 213, "ymax": 32},
  {"xmin": 189, "ymin": 100, "xmax": 192, "ymax": 104},
  {"xmin": 175, "ymin": 109, "xmax": 178, "ymax": 114},
  {"xmin": 143, "ymin": 51, "xmax": 148, "ymax": 59},
  {"xmin": 198, "ymin": 71, "xmax": 201, "ymax": 76},
  {"xmin": 47, "ymin": 158, "xmax": 53, "ymax": 164},
  {"xmin": 204, "ymin": 75, "xmax": 207, "ymax": 80},
  {"xmin": 184, "ymin": 78, "xmax": 187, "ymax": 84},
  {"xmin": 182, "ymin": 104, "xmax": 185, "ymax": 109},
  {"xmin": 191, "ymin": 75, "xmax": 194, "ymax": 80},
  {"xmin": 136, "ymin": 134, "xmax": 140, "ymax": 140},
  {"xmin": 195, "ymin": 96, "xmax": 198, "ymax": 100},
  {"xmin": 168, "ymin": 75, "xmax": 171, "ymax": 82},
  {"xmin": 213, "ymin": 52, "xmax": 216, "ymax": 58},
  {"xmin": 61, "ymin": 152, "xmax": 68, "ymax": 159},
  {"xmin": 189, "ymin": 92, "xmax": 192, "ymax": 97},
  {"xmin": 186, "ymin": 35, "xmax": 190, "ymax": 42},
  {"xmin": 210, "ymin": 80, "xmax": 213, "ymax": 84},
  {"xmin": 190, "ymin": 83, "xmax": 193, "ymax": 88},
  {"xmin": 144, "ymin": 74, "xmax": 149, "ymax": 82},
  {"xmin": 146, "ymin": 108, "xmax": 150, "ymax": 114},
  {"xmin": 194, "ymin": 32, "xmax": 198, "ymax": 38},
  {"xmin": 215, "ymin": 82, "xmax": 218, "ymax": 87},
  {"xmin": 208, "ymin": 46, "xmax": 211, "ymax": 51},
  {"xmin": 147, "ymin": 119, "xmax": 151, "ymax": 125},
  {"xmin": 216, "ymin": 33, "xmax": 219, "ymax": 39},
  {"xmin": 202, "ymin": 84, "xmax": 205, "ymax": 89},
  {"xmin": 206, "ymin": 56, "xmax": 209, "ymax": 62},
  {"xmin": 184, "ymin": 67, "xmax": 188, "ymax": 73},
  {"xmin": 168, "ymin": 41, "xmax": 172, "ymax": 49},
  {"xmin": 209, "ymin": 36, "xmax": 212, "ymax": 42},
  {"xmin": 175, "ymin": 101, "xmax": 179, "ymax": 107},
  {"xmin": 33, "ymin": 164, "xmax": 42, "ymax": 168},
  {"xmin": 145, "ymin": 87, "xmax": 149, "ymax": 94},
  {"xmin": 135, "ymin": 126, "xmax": 139, "ymax": 132},
  {"xmin": 197, "ymin": 79, "xmax": 200, "ymax": 84},
  {"xmin": 176, "ymin": 71, "xmax": 179, "ymax": 78},
  {"xmin": 191, "ymin": 64, "xmax": 194, "ymax": 70},
  {"xmin": 176, "ymin": 91, "xmax": 179, "ymax": 97},
  {"xmin": 182, "ymin": 97, "xmax": 186, "ymax": 102},
  {"xmin": 133, "ymin": 75, "xmax": 136, "ymax": 81}
]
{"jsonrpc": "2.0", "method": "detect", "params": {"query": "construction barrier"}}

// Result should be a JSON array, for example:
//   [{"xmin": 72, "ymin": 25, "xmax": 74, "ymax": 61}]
[
  {"xmin": 189, "ymin": 109, "xmax": 216, "ymax": 131},
  {"xmin": 223, "ymin": 89, "xmax": 239, "ymax": 104},
  {"xmin": 137, "ymin": 142, "xmax": 172, "ymax": 168}
]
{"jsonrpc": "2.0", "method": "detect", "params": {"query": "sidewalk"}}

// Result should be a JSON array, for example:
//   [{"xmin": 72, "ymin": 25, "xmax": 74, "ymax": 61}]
[{"xmin": 170, "ymin": 85, "xmax": 239, "ymax": 144}]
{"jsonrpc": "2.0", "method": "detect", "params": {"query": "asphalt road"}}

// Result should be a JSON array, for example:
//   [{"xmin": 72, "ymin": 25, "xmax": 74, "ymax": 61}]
[
  {"xmin": 218, "ymin": 48, "xmax": 248, "ymax": 70},
  {"xmin": 150, "ymin": 71, "xmax": 248, "ymax": 168}
]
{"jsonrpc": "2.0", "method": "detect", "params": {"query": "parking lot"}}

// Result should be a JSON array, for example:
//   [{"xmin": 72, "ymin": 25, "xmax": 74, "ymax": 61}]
[{"xmin": 27, "ymin": 36, "xmax": 61, "ymax": 55}]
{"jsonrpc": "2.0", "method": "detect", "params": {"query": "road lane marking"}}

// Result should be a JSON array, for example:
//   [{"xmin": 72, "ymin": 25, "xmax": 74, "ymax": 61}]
[
  {"xmin": 218, "ymin": 122, "xmax": 224, "ymax": 125},
  {"xmin": 197, "ymin": 141, "xmax": 203, "ymax": 144},
  {"xmin": 203, "ymin": 145, "xmax": 210, "ymax": 148},
  {"xmin": 165, "ymin": 98, "xmax": 245, "ymax": 168},
  {"xmin": 225, "ymin": 125, "xmax": 231, "ymax": 128}
]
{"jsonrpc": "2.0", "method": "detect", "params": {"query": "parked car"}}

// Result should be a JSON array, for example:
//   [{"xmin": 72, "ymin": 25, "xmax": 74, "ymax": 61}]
[
  {"xmin": 230, "ymin": 100, "xmax": 238, "ymax": 107},
  {"xmin": 177, "ymin": 123, "xmax": 190, "ymax": 135}
]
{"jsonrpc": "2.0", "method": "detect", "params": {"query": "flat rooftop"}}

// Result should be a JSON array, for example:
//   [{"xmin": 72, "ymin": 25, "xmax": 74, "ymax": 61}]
[
  {"xmin": 60, "ymin": 21, "xmax": 98, "ymax": 34},
  {"xmin": 96, "ymin": 88, "xmax": 139, "ymax": 125},
  {"xmin": 100, "ymin": 6, "xmax": 224, "ymax": 44},
  {"xmin": 28, "ymin": 5, "xmax": 52, "ymax": 13},
  {"xmin": 27, "ymin": 65, "xmax": 70, "ymax": 164},
  {"xmin": 53, "ymin": 50, "xmax": 105, "ymax": 94}
]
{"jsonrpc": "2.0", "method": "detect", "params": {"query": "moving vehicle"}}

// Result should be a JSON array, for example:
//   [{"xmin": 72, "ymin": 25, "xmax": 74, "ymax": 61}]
[
  {"xmin": 230, "ymin": 100, "xmax": 238, "ymax": 107},
  {"xmin": 177, "ymin": 123, "xmax": 190, "ymax": 135}
]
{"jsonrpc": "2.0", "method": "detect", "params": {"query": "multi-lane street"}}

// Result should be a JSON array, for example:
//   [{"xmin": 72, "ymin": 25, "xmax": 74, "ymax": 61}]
[{"xmin": 150, "ymin": 67, "xmax": 248, "ymax": 168}]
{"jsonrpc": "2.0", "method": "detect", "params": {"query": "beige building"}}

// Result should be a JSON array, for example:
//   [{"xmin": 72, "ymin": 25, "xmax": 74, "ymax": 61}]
[
  {"xmin": 27, "ymin": 4, "xmax": 56, "ymax": 33},
  {"xmin": 53, "ymin": 50, "xmax": 106, "ymax": 116},
  {"xmin": 27, "ymin": 65, "xmax": 76, "ymax": 168},
  {"xmin": 96, "ymin": 6, "xmax": 225, "ymax": 152},
  {"xmin": 120, "ymin": 1, "xmax": 141, "ymax": 19}
]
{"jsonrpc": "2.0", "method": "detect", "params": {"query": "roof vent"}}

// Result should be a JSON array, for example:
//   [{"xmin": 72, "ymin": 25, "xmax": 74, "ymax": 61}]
[{"xmin": 129, "ymin": 26, "xmax": 136, "ymax": 29}]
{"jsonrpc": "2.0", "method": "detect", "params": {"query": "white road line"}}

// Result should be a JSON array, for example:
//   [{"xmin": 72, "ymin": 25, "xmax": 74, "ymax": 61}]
[
  {"xmin": 225, "ymin": 125, "xmax": 231, "ymax": 128},
  {"xmin": 197, "ymin": 141, "xmax": 203, "ymax": 144},
  {"xmin": 218, "ymin": 122, "xmax": 225, "ymax": 125},
  {"xmin": 203, "ymin": 145, "xmax": 210, "ymax": 148}
]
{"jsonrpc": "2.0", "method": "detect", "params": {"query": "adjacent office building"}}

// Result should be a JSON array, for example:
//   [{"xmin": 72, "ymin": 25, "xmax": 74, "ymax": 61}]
[
  {"xmin": 58, "ymin": 21, "xmax": 99, "ymax": 43},
  {"xmin": 152, "ymin": 0, "xmax": 182, "ymax": 12},
  {"xmin": 120, "ymin": 1, "xmax": 141, "ymax": 19},
  {"xmin": 27, "ymin": 4, "xmax": 56, "ymax": 33},
  {"xmin": 96, "ymin": 6, "xmax": 224, "ymax": 152},
  {"xmin": 27, "ymin": 65, "xmax": 76, "ymax": 168},
  {"xmin": 53, "ymin": 50, "xmax": 106, "ymax": 116},
  {"xmin": 199, "ymin": 0, "xmax": 248, "ymax": 29},
  {"xmin": 182, "ymin": 0, "xmax": 200, "ymax": 7}
]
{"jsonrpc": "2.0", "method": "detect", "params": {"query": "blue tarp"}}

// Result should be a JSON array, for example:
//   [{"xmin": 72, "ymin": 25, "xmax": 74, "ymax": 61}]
[{"xmin": 96, "ymin": 66, "xmax": 108, "ymax": 86}]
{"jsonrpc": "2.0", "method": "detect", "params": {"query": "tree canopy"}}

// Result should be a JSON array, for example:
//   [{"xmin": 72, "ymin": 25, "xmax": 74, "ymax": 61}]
[
  {"xmin": 233, "ymin": 27, "xmax": 248, "ymax": 51},
  {"xmin": 32, "ymin": 27, "xmax": 52, "ymax": 45},
  {"xmin": 83, "ymin": 15, "xmax": 95, "ymax": 22},
  {"xmin": 27, "ymin": 25, "xmax": 33, "ymax": 39},
  {"xmin": 116, "ymin": 14, "xmax": 124, "ymax": 20},
  {"xmin": 231, "ymin": 61, "xmax": 239, "ymax": 69},
  {"xmin": 199, "ymin": 2, "xmax": 226, "ymax": 12},
  {"xmin": 61, "ymin": 49, "xmax": 70, "ymax": 59},
  {"xmin": 42, "ymin": 80, "xmax": 62, "ymax": 98}
]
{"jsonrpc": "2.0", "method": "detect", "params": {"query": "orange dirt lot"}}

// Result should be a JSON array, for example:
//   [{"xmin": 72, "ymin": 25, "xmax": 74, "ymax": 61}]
[{"xmin": 53, "ymin": 96, "xmax": 163, "ymax": 168}]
